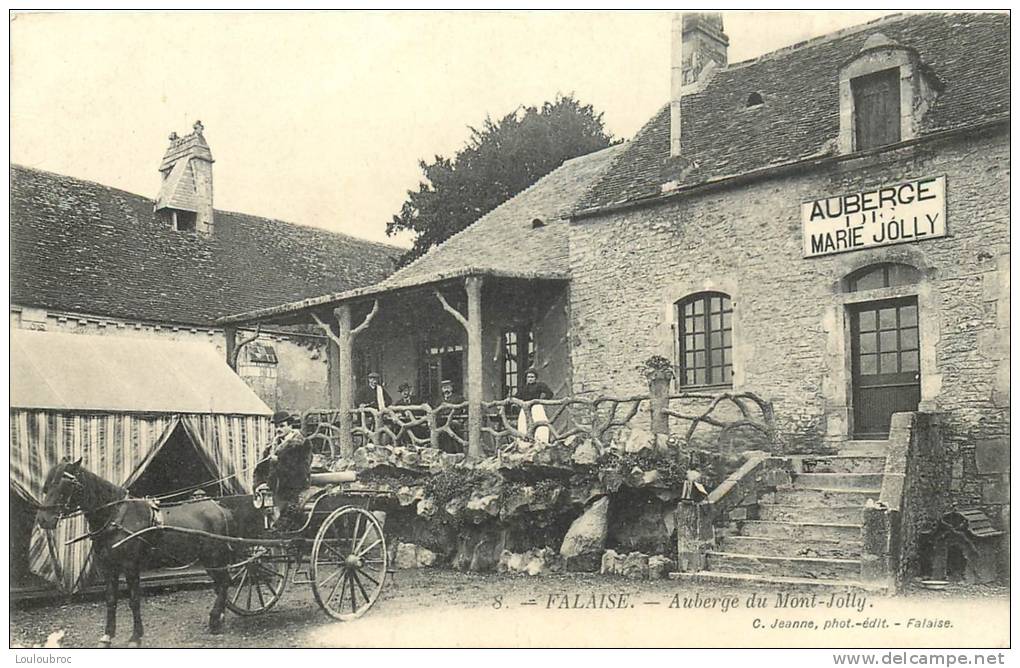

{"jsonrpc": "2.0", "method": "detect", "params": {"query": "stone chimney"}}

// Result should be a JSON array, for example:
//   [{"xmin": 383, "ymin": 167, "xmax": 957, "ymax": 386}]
[
  {"xmin": 670, "ymin": 13, "xmax": 729, "ymax": 157},
  {"xmin": 155, "ymin": 120, "xmax": 215, "ymax": 235}
]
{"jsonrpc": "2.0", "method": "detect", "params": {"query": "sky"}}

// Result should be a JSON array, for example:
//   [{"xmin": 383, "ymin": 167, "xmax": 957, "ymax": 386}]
[{"xmin": 11, "ymin": 10, "xmax": 896, "ymax": 247}]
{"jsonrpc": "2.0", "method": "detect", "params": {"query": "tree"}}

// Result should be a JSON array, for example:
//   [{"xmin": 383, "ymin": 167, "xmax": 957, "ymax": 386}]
[{"xmin": 386, "ymin": 95, "xmax": 615, "ymax": 264}]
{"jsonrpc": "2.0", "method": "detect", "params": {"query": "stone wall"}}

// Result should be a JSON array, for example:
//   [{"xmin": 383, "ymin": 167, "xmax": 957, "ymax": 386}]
[
  {"xmin": 10, "ymin": 307, "xmax": 330, "ymax": 412},
  {"xmin": 569, "ymin": 130, "xmax": 1009, "ymax": 513}
]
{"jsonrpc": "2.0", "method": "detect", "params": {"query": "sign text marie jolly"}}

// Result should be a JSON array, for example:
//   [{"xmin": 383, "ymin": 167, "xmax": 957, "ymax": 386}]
[{"xmin": 802, "ymin": 176, "xmax": 946, "ymax": 258}]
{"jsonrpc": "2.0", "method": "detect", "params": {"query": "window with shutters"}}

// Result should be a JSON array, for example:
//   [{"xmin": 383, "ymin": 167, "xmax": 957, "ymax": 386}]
[
  {"xmin": 852, "ymin": 68, "xmax": 901, "ymax": 151},
  {"xmin": 676, "ymin": 292, "xmax": 732, "ymax": 387}
]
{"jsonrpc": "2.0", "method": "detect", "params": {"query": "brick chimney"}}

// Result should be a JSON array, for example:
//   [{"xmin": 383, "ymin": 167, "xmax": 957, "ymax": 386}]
[
  {"xmin": 670, "ymin": 13, "xmax": 729, "ymax": 157},
  {"xmin": 155, "ymin": 120, "xmax": 215, "ymax": 235}
]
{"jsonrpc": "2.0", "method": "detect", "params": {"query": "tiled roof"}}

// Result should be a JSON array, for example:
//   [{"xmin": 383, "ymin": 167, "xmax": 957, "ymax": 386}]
[
  {"xmin": 214, "ymin": 144, "xmax": 624, "ymax": 325},
  {"xmin": 578, "ymin": 13, "xmax": 1009, "ymax": 213},
  {"xmin": 10, "ymin": 165, "xmax": 401, "ymax": 326},
  {"xmin": 378, "ymin": 143, "xmax": 624, "ymax": 289}
]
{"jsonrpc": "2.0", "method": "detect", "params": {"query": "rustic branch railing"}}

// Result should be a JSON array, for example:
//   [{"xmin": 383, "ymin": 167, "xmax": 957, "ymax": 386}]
[{"xmin": 299, "ymin": 387, "xmax": 774, "ymax": 459}]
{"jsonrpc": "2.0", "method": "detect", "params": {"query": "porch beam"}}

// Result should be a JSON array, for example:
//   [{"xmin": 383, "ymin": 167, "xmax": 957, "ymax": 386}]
[
  {"xmin": 334, "ymin": 304, "xmax": 355, "ymax": 458},
  {"xmin": 465, "ymin": 276, "xmax": 484, "ymax": 459}
]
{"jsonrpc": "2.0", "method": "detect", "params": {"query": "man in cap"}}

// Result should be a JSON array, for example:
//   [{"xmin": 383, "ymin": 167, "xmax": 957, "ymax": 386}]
[
  {"xmin": 254, "ymin": 411, "xmax": 311, "ymax": 531},
  {"xmin": 432, "ymin": 379, "xmax": 465, "ymax": 453}
]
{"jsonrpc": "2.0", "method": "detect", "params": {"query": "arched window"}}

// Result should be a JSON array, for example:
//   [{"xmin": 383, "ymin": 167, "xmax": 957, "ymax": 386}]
[
  {"xmin": 676, "ymin": 292, "xmax": 732, "ymax": 387},
  {"xmin": 845, "ymin": 262, "xmax": 921, "ymax": 292}
]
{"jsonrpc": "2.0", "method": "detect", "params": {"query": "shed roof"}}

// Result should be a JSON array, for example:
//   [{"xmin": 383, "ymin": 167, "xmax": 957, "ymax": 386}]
[
  {"xmin": 10, "ymin": 165, "xmax": 402, "ymax": 326},
  {"xmin": 577, "ymin": 13, "xmax": 1009, "ymax": 215},
  {"xmin": 11, "ymin": 329, "xmax": 273, "ymax": 415}
]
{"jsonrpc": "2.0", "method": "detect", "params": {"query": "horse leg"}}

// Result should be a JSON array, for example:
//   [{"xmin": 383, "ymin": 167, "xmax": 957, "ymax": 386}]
[
  {"xmin": 125, "ymin": 565, "xmax": 144, "ymax": 647},
  {"xmin": 99, "ymin": 570, "xmax": 119, "ymax": 647},
  {"xmin": 207, "ymin": 563, "xmax": 229, "ymax": 634}
]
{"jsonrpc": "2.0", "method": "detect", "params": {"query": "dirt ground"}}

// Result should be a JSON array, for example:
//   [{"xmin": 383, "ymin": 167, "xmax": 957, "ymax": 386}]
[{"xmin": 10, "ymin": 570, "xmax": 1009, "ymax": 648}]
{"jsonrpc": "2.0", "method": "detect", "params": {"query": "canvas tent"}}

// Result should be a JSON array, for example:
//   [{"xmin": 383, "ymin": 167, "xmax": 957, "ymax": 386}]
[{"xmin": 10, "ymin": 329, "xmax": 273, "ymax": 592}]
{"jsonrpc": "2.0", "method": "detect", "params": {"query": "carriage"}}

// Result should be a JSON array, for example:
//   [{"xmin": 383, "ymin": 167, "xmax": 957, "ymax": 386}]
[
  {"xmin": 37, "ymin": 460, "xmax": 392, "ymax": 646},
  {"xmin": 113, "ymin": 472, "xmax": 392, "ymax": 622}
]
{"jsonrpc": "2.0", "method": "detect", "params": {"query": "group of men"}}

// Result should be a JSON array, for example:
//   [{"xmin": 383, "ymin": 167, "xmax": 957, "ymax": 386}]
[{"xmin": 355, "ymin": 372, "xmax": 464, "ymax": 452}]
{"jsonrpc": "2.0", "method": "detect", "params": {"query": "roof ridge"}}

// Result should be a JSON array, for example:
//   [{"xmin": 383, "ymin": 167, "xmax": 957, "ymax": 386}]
[
  {"xmin": 10, "ymin": 162, "xmax": 403, "ymax": 254},
  {"xmin": 725, "ymin": 12, "xmax": 907, "ymax": 70}
]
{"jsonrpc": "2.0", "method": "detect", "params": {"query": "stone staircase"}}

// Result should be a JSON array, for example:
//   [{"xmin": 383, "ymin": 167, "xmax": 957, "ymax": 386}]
[{"xmin": 675, "ymin": 441, "xmax": 890, "ymax": 592}]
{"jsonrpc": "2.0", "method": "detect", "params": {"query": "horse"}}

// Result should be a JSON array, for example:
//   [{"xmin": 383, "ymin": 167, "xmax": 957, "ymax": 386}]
[{"xmin": 36, "ymin": 458, "xmax": 238, "ymax": 647}]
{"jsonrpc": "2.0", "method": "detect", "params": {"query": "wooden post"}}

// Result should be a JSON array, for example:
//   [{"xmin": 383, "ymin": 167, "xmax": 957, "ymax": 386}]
[
  {"xmin": 224, "ymin": 326, "xmax": 237, "ymax": 371},
  {"xmin": 326, "ymin": 325, "xmax": 341, "ymax": 409},
  {"xmin": 335, "ymin": 304, "xmax": 355, "ymax": 458},
  {"xmin": 465, "ymin": 276, "xmax": 484, "ymax": 460}
]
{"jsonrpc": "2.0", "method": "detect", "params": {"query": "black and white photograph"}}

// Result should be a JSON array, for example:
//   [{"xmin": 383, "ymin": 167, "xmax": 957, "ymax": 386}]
[{"xmin": 7, "ymin": 9, "xmax": 1011, "ymax": 655}]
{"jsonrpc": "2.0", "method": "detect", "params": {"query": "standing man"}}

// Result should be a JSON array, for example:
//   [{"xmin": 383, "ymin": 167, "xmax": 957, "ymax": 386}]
[
  {"xmin": 432, "ymin": 379, "xmax": 465, "ymax": 453},
  {"xmin": 355, "ymin": 371, "xmax": 392, "ymax": 441}
]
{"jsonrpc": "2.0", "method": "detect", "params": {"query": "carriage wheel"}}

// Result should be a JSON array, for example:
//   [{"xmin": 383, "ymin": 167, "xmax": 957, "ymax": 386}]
[
  {"xmin": 310, "ymin": 507, "xmax": 387, "ymax": 621},
  {"xmin": 225, "ymin": 545, "xmax": 291, "ymax": 616}
]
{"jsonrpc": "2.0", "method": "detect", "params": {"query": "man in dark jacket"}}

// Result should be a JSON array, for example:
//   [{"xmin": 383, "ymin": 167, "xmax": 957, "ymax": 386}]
[
  {"xmin": 432, "ymin": 379, "xmax": 465, "ymax": 453},
  {"xmin": 254, "ymin": 411, "xmax": 310, "ymax": 531}
]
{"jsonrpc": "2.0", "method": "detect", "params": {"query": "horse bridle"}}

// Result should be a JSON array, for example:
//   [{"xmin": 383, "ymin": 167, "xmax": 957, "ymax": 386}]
[{"xmin": 37, "ymin": 470, "xmax": 86, "ymax": 519}]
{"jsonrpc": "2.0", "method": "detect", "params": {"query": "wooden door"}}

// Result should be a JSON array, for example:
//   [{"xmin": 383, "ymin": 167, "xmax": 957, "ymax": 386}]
[{"xmin": 850, "ymin": 297, "xmax": 921, "ymax": 438}]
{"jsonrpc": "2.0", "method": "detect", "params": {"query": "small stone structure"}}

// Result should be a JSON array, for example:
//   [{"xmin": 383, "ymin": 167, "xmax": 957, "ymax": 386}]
[{"xmin": 921, "ymin": 508, "xmax": 1003, "ymax": 585}]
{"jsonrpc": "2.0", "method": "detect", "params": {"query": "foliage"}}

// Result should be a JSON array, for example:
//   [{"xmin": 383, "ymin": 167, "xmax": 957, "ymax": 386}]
[
  {"xmin": 386, "ymin": 94, "xmax": 616, "ymax": 264},
  {"xmin": 639, "ymin": 354, "xmax": 675, "ymax": 381}
]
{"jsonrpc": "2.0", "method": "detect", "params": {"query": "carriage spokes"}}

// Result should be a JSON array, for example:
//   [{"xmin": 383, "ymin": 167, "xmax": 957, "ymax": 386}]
[
  {"xmin": 310, "ymin": 506, "xmax": 387, "ymax": 621},
  {"xmin": 225, "ymin": 545, "xmax": 290, "ymax": 616}
]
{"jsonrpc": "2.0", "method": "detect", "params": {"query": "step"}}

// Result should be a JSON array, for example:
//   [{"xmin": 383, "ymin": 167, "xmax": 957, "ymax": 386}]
[
  {"xmin": 794, "ymin": 456, "xmax": 886, "ymax": 474},
  {"xmin": 759, "ymin": 504, "xmax": 863, "ymax": 524},
  {"xmin": 669, "ymin": 570, "xmax": 888, "ymax": 594},
  {"xmin": 793, "ymin": 472, "xmax": 884, "ymax": 490},
  {"xmin": 740, "ymin": 520, "xmax": 861, "ymax": 542},
  {"xmin": 773, "ymin": 488, "xmax": 880, "ymax": 507},
  {"xmin": 720, "ymin": 535, "xmax": 863, "ymax": 559},
  {"xmin": 706, "ymin": 552, "xmax": 861, "ymax": 580},
  {"xmin": 838, "ymin": 440, "xmax": 889, "ymax": 457}
]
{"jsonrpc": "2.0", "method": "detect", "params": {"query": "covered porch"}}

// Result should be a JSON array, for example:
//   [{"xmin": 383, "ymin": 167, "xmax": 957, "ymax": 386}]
[{"xmin": 218, "ymin": 268, "xmax": 572, "ymax": 459}]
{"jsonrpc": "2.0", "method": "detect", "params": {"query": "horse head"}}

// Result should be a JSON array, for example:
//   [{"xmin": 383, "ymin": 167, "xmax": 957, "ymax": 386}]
[{"xmin": 37, "ymin": 457, "xmax": 85, "ymax": 530}]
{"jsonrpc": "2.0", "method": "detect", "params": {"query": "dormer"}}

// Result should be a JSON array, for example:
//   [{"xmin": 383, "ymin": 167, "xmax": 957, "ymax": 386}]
[
  {"xmin": 155, "ymin": 121, "xmax": 215, "ymax": 235},
  {"xmin": 838, "ymin": 33, "xmax": 943, "ymax": 154}
]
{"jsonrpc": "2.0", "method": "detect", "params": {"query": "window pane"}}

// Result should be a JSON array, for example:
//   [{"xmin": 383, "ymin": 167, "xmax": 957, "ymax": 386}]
[
  {"xmin": 901, "ymin": 351, "xmax": 919, "ymax": 372},
  {"xmin": 686, "ymin": 370, "xmax": 696, "ymax": 385},
  {"xmin": 693, "ymin": 299, "xmax": 704, "ymax": 315},
  {"xmin": 900, "ymin": 305, "xmax": 918, "ymax": 327},
  {"xmin": 858, "ymin": 310, "xmax": 877, "ymax": 332},
  {"xmin": 879, "ymin": 308, "xmax": 897, "ymax": 329},
  {"xmin": 711, "ymin": 297, "xmax": 723, "ymax": 313},
  {"xmin": 722, "ymin": 366, "xmax": 732, "ymax": 383},
  {"xmin": 710, "ymin": 331, "xmax": 722, "ymax": 348},
  {"xmin": 900, "ymin": 328, "xmax": 919, "ymax": 350},
  {"xmin": 860, "ymin": 354, "xmax": 878, "ymax": 375},
  {"xmin": 879, "ymin": 331, "xmax": 898, "ymax": 352},
  {"xmin": 685, "ymin": 353, "xmax": 695, "ymax": 368},
  {"xmin": 860, "ymin": 332, "xmax": 877, "ymax": 354},
  {"xmin": 723, "ymin": 348, "xmax": 732, "ymax": 365},
  {"xmin": 710, "ymin": 349, "xmax": 722, "ymax": 366},
  {"xmin": 694, "ymin": 352, "xmax": 706, "ymax": 368},
  {"xmin": 691, "ymin": 316, "xmax": 705, "ymax": 333},
  {"xmin": 722, "ymin": 330, "xmax": 732, "ymax": 347},
  {"xmin": 880, "ymin": 352, "xmax": 898, "ymax": 373},
  {"xmin": 693, "ymin": 369, "xmax": 704, "ymax": 385},
  {"xmin": 722, "ymin": 311, "xmax": 732, "ymax": 329},
  {"xmin": 713, "ymin": 313, "xmax": 723, "ymax": 330},
  {"xmin": 693, "ymin": 333, "xmax": 705, "ymax": 350}
]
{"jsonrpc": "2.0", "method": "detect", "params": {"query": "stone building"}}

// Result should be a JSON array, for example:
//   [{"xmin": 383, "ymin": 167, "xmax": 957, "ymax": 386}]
[
  {"xmin": 221, "ymin": 13, "xmax": 1008, "ymax": 585},
  {"xmin": 10, "ymin": 122, "xmax": 401, "ymax": 411}
]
